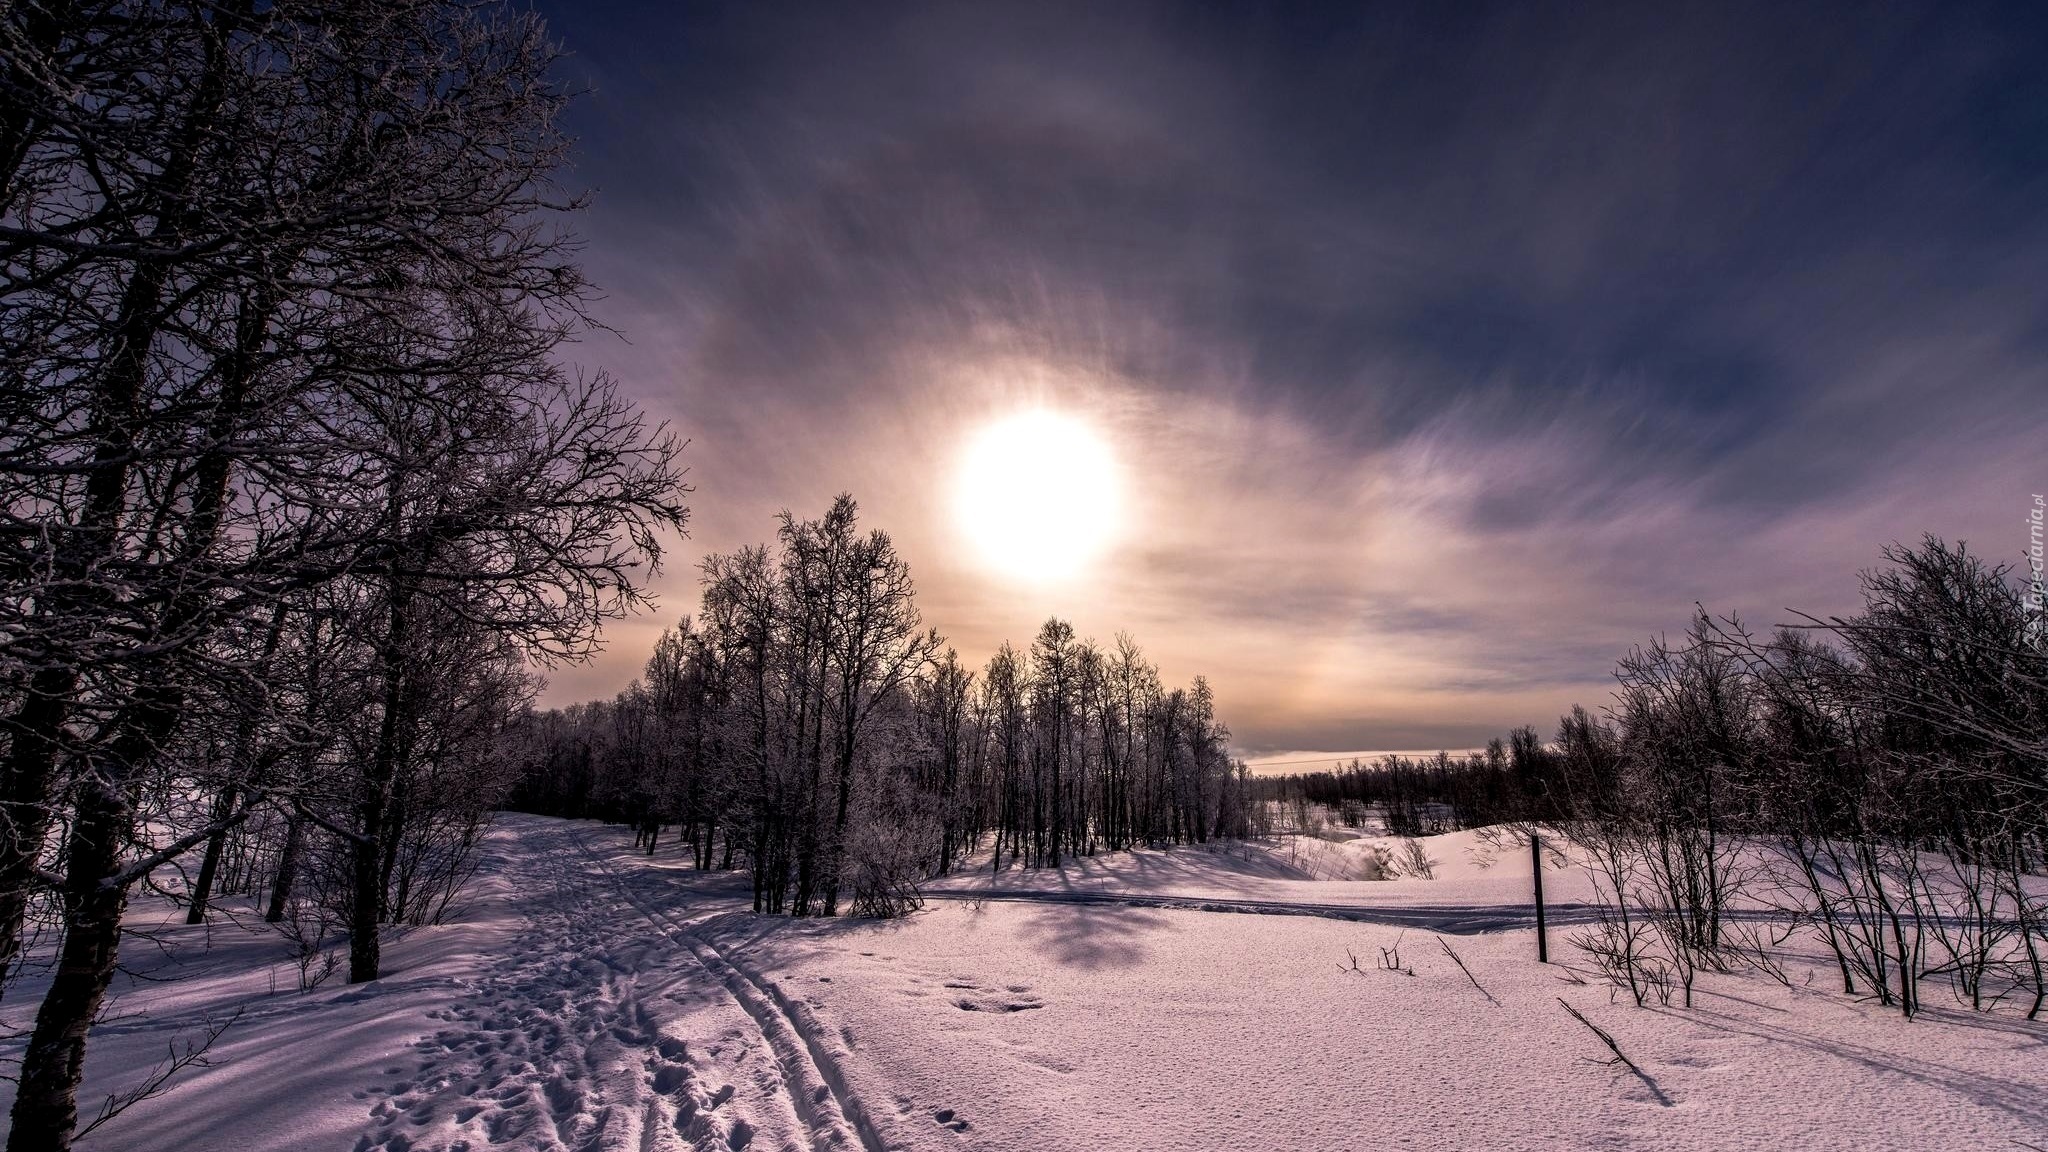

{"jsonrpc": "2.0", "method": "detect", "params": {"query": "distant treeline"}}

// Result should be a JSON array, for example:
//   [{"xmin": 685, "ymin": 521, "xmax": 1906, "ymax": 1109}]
[
  {"xmin": 511, "ymin": 496, "xmax": 1253, "ymax": 917},
  {"xmin": 1261, "ymin": 537, "xmax": 2048, "ymax": 1017},
  {"xmin": 1254, "ymin": 725, "xmax": 1562, "ymax": 836}
]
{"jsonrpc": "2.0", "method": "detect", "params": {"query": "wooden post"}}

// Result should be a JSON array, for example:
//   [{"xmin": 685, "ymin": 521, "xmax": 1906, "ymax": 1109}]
[{"xmin": 1532, "ymin": 830, "xmax": 1549, "ymax": 962}]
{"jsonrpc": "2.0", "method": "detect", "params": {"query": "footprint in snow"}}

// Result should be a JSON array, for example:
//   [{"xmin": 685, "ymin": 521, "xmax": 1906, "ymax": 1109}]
[
  {"xmin": 651, "ymin": 1061, "xmax": 691, "ymax": 1095},
  {"xmin": 948, "ymin": 981, "xmax": 1044, "ymax": 1012}
]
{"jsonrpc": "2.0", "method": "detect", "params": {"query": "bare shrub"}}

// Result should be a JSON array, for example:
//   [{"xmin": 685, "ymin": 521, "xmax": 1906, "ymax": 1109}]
[
  {"xmin": 1566, "ymin": 833, "xmax": 1668, "ymax": 1007},
  {"xmin": 1397, "ymin": 837, "xmax": 1438, "ymax": 880},
  {"xmin": 1726, "ymin": 921, "xmax": 1797, "ymax": 989},
  {"xmin": 274, "ymin": 901, "xmax": 342, "ymax": 993}
]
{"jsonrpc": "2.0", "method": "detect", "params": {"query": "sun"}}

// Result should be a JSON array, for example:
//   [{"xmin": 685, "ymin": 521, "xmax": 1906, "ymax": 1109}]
[{"xmin": 954, "ymin": 410, "xmax": 1122, "ymax": 582}]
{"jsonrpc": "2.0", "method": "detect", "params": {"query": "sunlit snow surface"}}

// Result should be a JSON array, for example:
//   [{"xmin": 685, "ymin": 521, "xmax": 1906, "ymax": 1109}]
[{"xmin": 3, "ymin": 814, "xmax": 2041, "ymax": 1151}]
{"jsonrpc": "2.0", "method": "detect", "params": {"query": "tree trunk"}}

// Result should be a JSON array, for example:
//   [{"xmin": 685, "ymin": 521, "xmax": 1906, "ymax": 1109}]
[
  {"xmin": 378, "ymin": 771, "xmax": 410, "ymax": 923},
  {"xmin": 349, "ymin": 795, "xmax": 388, "ymax": 983},
  {"xmin": 6, "ymin": 668, "xmax": 182, "ymax": 1152},
  {"xmin": 350, "ymin": 593, "xmax": 412, "ymax": 983},
  {"xmin": 184, "ymin": 785, "xmax": 242, "ymax": 925},
  {"xmin": 0, "ymin": 669, "xmax": 71, "ymax": 997},
  {"xmin": 822, "ymin": 707, "xmax": 860, "ymax": 916},
  {"xmin": 7, "ymin": 781, "xmax": 130, "ymax": 1152},
  {"xmin": 265, "ymin": 811, "xmax": 305, "ymax": 923}
]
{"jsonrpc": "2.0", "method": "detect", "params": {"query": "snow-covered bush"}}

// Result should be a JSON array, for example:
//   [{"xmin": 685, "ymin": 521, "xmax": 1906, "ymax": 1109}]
[{"xmin": 843, "ymin": 780, "xmax": 936, "ymax": 919}]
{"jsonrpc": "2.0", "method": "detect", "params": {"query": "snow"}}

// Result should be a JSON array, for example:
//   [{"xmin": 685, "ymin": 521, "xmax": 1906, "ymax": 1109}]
[
  {"xmin": 4, "ymin": 815, "xmax": 2043, "ymax": 1151},
  {"xmin": 929, "ymin": 825, "xmax": 1607, "ymax": 906}
]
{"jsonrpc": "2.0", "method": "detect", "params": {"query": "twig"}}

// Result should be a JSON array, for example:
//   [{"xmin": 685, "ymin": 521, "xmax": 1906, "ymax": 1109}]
[
  {"xmin": 76, "ymin": 1009, "xmax": 243, "ymax": 1140},
  {"xmin": 1378, "ymin": 931, "xmax": 1415, "ymax": 976},
  {"xmin": 1437, "ymin": 936, "xmax": 1500, "ymax": 1006},
  {"xmin": 1558, "ymin": 998, "xmax": 1635, "ymax": 1071},
  {"xmin": 1557, "ymin": 997, "xmax": 1672, "ymax": 1106}
]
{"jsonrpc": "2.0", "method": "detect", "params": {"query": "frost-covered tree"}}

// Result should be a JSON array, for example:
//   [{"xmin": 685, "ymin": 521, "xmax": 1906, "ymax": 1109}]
[
  {"xmin": 512, "ymin": 498, "xmax": 1253, "ymax": 918},
  {"xmin": 0, "ymin": 3, "xmax": 687, "ymax": 1146}
]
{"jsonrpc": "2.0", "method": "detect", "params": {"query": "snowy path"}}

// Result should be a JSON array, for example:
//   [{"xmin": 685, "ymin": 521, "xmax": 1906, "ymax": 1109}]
[
  {"xmin": 563, "ymin": 824, "xmax": 889, "ymax": 1152},
  {"xmin": 348, "ymin": 818, "xmax": 875, "ymax": 1152}
]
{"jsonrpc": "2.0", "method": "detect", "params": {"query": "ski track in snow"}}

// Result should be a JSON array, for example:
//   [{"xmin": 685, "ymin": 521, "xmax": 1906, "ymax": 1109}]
[
  {"xmin": 348, "ymin": 820, "xmax": 879, "ymax": 1152},
  {"xmin": 339, "ymin": 821, "xmax": 2032, "ymax": 1152},
  {"xmin": 63, "ymin": 814, "xmax": 2019, "ymax": 1152},
  {"xmin": 564, "ymin": 826, "xmax": 889, "ymax": 1152}
]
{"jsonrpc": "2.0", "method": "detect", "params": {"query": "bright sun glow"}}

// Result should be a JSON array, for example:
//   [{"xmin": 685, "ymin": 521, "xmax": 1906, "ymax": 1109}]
[{"xmin": 955, "ymin": 410, "xmax": 1121, "ymax": 582}]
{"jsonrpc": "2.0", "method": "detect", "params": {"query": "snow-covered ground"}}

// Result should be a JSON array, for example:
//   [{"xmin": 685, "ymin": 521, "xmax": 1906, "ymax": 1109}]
[
  {"xmin": 3, "ymin": 814, "xmax": 2043, "ymax": 1151},
  {"xmin": 928, "ymin": 824, "xmax": 1608, "ymax": 913}
]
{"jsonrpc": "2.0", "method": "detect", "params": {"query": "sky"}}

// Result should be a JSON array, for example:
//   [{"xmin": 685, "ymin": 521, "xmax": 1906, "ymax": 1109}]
[{"xmin": 529, "ymin": 0, "xmax": 2048, "ymax": 758}]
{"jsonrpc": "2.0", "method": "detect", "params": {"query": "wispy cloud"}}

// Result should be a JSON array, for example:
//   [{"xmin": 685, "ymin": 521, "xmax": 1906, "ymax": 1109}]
[{"xmin": 535, "ymin": 0, "xmax": 2048, "ymax": 753}]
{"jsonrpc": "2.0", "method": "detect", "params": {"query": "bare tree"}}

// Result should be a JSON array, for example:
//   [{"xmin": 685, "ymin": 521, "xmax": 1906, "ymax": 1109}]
[
  {"xmin": 512, "ymin": 511, "xmax": 1253, "ymax": 921},
  {"xmin": 0, "ymin": 4, "xmax": 688, "ymax": 1147}
]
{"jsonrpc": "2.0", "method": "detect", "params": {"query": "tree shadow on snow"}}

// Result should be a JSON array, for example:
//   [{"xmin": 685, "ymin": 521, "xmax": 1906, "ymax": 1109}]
[
  {"xmin": 1683, "ymin": 1006, "xmax": 2048, "ymax": 1126},
  {"xmin": 1017, "ymin": 904, "xmax": 1167, "ymax": 970}
]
